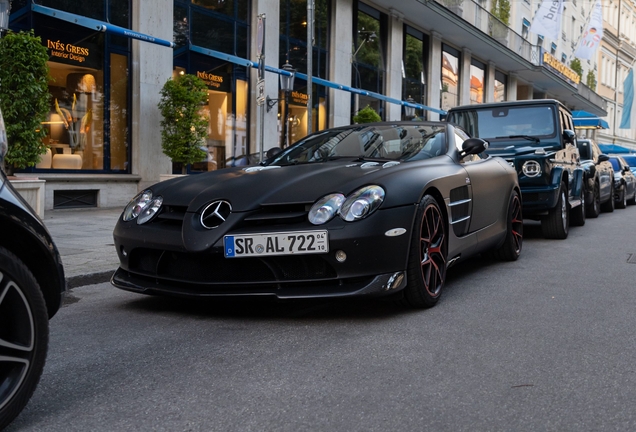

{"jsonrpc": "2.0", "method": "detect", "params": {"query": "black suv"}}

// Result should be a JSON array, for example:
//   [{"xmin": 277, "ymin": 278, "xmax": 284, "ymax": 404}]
[
  {"xmin": 577, "ymin": 138, "xmax": 614, "ymax": 217},
  {"xmin": 0, "ymin": 107, "xmax": 66, "ymax": 429},
  {"xmin": 446, "ymin": 99, "xmax": 585, "ymax": 239}
]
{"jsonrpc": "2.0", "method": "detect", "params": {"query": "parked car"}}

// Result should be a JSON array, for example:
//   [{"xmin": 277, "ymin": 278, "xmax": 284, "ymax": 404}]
[
  {"xmin": 0, "ymin": 108, "xmax": 66, "ymax": 429},
  {"xmin": 112, "ymin": 122, "xmax": 522, "ymax": 309},
  {"xmin": 609, "ymin": 156, "xmax": 636, "ymax": 209},
  {"xmin": 446, "ymin": 99, "xmax": 586, "ymax": 239},
  {"xmin": 577, "ymin": 139, "xmax": 615, "ymax": 217}
]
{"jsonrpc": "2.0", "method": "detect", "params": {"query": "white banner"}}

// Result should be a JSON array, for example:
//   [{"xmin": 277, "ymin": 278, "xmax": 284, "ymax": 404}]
[
  {"xmin": 530, "ymin": 0, "xmax": 564, "ymax": 41},
  {"xmin": 575, "ymin": 0, "xmax": 604, "ymax": 60}
]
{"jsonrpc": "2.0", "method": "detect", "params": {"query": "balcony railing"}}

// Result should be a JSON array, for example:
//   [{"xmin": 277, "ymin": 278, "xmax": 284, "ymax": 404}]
[{"xmin": 425, "ymin": 0, "xmax": 542, "ymax": 66}]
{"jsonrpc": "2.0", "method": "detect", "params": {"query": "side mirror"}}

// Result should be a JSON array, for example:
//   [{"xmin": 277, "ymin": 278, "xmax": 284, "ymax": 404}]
[
  {"xmin": 562, "ymin": 129, "xmax": 576, "ymax": 145},
  {"xmin": 598, "ymin": 154, "xmax": 610, "ymax": 162},
  {"xmin": 461, "ymin": 138, "xmax": 488, "ymax": 157}
]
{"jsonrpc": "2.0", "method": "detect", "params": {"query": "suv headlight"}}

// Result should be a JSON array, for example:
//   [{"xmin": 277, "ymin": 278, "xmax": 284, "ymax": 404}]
[{"xmin": 522, "ymin": 160, "xmax": 542, "ymax": 178}]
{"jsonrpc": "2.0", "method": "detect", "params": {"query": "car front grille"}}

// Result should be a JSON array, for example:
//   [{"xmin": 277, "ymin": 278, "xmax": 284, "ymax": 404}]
[
  {"xmin": 150, "ymin": 203, "xmax": 310, "ymax": 230},
  {"xmin": 128, "ymin": 248, "xmax": 337, "ymax": 283}
]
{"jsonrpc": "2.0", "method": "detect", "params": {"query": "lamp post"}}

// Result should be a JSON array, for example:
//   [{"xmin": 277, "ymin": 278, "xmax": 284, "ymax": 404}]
[
  {"xmin": 404, "ymin": 96, "xmax": 416, "ymax": 120},
  {"xmin": 279, "ymin": 61, "xmax": 295, "ymax": 148}
]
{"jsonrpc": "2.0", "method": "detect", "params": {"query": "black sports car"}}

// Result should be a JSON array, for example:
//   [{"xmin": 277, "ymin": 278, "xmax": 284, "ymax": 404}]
[{"xmin": 112, "ymin": 122, "xmax": 522, "ymax": 308}]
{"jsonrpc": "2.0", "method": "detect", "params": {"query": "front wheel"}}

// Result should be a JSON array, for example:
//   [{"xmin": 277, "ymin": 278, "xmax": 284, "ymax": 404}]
[
  {"xmin": 492, "ymin": 190, "xmax": 523, "ymax": 261},
  {"xmin": 0, "ymin": 247, "xmax": 49, "ymax": 430},
  {"xmin": 570, "ymin": 186, "xmax": 586, "ymax": 227},
  {"xmin": 541, "ymin": 182, "xmax": 569, "ymax": 239},
  {"xmin": 403, "ymin": 195, "xmax": 448, "ymax": 309},
  {"xmin": 616, "ymin": 186, "xmax": 627, "ymax": 209},
  {"xmin": 586, "ymin": 180, "xmax": 601, "ymax": 218}
]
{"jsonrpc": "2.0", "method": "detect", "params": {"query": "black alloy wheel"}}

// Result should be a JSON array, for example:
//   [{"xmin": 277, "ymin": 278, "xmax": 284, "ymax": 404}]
[
  {"xmin": 586, "ymin": 180, "xmax": 601, "ymax": 218},
  {"xmin": 403, "ymin": 195, "xmax": 447, "ymax": 308},
  {"xmin": 0, "ymin": 247, "xmax": 49, "ymax": 430},
  {"xmin": 541, "ymin": 182, "xmax": 569, "ymax": 239},
  {"xmin": 493, "ymin": 190, "xmax": 523, "ymax": 261}
]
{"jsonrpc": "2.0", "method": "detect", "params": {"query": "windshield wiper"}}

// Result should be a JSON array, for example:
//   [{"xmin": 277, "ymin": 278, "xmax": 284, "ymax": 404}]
[{"xmin": 495, "ymin": 135, "xmax": 540, "ymax": 143}]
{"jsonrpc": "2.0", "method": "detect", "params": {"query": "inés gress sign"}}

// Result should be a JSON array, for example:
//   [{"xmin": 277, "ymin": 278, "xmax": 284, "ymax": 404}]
[{"xmin": 44, "ymin": 37, "xmax": 101, "ymax": 69}]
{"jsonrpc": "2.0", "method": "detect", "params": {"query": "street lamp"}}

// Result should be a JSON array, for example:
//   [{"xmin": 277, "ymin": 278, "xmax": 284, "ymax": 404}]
[
  {"xmin": 265, "ymin": 62, "xmax": 296, "ymax": 147},
  {"xmin": 0, "ymin": 0, "xmax": 10, "ymax": 35},
  {"xmin": 266, "ymin": 62, "xmax": 296, "ymax": 112},
  {"xmin": 404, "ymin": 96, "xmax": 416, "ymax": 120}
]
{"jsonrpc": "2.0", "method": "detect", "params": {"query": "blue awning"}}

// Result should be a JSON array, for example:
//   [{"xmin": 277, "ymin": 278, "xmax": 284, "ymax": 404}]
[
  {"xmin": 572, "ymin": 110, "xmax": 610, "ymax": 129},
  {"xmin": 598, "ymin": 144, "xmax": 636, "ymax": 154}
]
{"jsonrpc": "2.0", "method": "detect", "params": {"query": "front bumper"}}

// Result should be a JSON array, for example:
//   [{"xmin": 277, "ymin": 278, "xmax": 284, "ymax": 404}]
[
  {"xmin": 112, "ymin": 204, "xmax": 415, "ymax": 299},
  {"xmin": 519, "ymin": 184, "xmax": 560, "ymax": 216}
]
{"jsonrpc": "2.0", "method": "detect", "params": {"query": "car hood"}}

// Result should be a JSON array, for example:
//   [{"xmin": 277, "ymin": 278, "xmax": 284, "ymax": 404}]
[{"xmin": 151, "ymin": 159, "xmax": 420, "ymax": 212}]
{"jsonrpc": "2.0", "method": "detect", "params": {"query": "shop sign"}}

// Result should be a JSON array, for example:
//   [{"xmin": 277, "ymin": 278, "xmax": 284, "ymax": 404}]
[
  {"xmin": 542, "ymin": 52, "xmax": 580, "ymax": 86},
  {"xmin": 46, "ymin": 39, "xmax": 91, "ymax": 65},
  {"xmin": 290, "ymin": 91, "xmax": 308, "ymax": 106},
  {"xmin": 197, "ymin": 71, "xmax": 230, "ymax": 92}
]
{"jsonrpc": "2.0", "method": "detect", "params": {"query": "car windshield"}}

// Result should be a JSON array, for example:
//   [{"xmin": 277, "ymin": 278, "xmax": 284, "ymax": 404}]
[
  {"xmin": 610, "ymin": 158, "xmax": 621, "ymax": 171},
  {"xmin": 267, "ymin": 124, "xmax": 447, "ymax": 167},
  {"xmin": 621, "ymin": 155, "xmax": 636, "ymax": 167},
  {"xmin": 448, "ymin": 105, "xmax": 556, "ymax": 144}
]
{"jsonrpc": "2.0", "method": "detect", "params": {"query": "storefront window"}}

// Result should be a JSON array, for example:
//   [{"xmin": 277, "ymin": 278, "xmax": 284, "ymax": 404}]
[
  {"xmin": 403, "ymin": 26, "xmax": 428, "ymax": 120},
  {"xmin": 37, "ymin": 19, "xmax": 106, "ymax": 170},
  {"xmin": 109, "ymin": 53, "xmax": 129, "ymax": 171},
  {"xmin": 189, "ymin": 0, "xmax": 249, "ymax": 58},
  {"xmin": 470, "ymin": 59, "xmax": 485, "ymax": 104},
  {"xmin": 441, "ymin": 44, "xmax": 459, "ymax": 111},
  {"xmin": 494, "ymin": 70, "xmax": 507, "ymax": 102},
  {"xmin": 352, "ymin": 2, "xmax": 386, "ymax": 119},
  {"xmin": 279, "ymin": 0, "xmax": 329, "ymax": 140}
]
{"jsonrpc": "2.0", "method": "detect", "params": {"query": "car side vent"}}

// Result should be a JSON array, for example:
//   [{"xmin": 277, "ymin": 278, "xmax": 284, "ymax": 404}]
[{"xmin": 449, "ymin": 186, "xmax": 471, "ymax": 237}]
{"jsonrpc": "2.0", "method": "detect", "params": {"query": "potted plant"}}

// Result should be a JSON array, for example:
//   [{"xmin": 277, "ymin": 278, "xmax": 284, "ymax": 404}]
[
  {"xmin": 0, "ymin": 30, "xmax": 50, "ymax": 175},
  {"xmin": 353, "ymin": 105, "xmax": 381, "ymax": 124},
  {"xmin": 158, "ymin": 74, "xmax": 209, "ymax": 175},
  {"xmin": 489, "ymin": 0, "xmax": 510, "ymax": 43}
]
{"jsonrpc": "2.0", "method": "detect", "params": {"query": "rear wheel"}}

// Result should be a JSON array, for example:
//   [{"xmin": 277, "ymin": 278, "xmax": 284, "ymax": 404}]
[
  {"xmin": 0, "ymin": 247, "xmax": 49, "ymax": 431},
  {"xmin": 403, "ymin": 195, "xmax": 447, "ymax": 309},
  {"xmin": 585, "ymin": 180, "xmax": 601, "ymax": 218},
  {"xmin": 541, "ymin": 182, "xmax": 569, "ymax": 239},
  {"xmin": 492, "ymin": 190, "xmax": 523, "ymax": 261}
]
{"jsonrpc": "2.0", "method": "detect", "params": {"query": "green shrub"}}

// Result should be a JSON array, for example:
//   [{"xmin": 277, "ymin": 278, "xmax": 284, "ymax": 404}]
[
  {"xmin": 0, "ymin": 30, "xmax": 50, "ymax": 173},
  {"xmin": 353, "ymin": 105, "xmax": 381, "ymax": 124},
  {"xmin": 158, "ymin": 74, "xmax": 209, "ymax": 174}
]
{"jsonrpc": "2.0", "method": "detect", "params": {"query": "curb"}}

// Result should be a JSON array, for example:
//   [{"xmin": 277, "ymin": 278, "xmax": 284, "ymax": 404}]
[{"xmin": 67, "ymin": 270, "xmax": 115, "ymax": 289}]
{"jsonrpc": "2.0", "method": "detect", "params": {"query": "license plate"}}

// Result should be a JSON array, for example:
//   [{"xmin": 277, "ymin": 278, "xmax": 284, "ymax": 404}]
[{"xmin": 224, "ymin": 231, "xmax": 329, "ymax": 258}]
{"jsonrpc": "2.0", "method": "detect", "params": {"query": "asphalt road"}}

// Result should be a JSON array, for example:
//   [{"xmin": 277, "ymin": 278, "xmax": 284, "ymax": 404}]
[{"xmin": 7, "ymin": 206, "xmax": 636, "ymax": 432}]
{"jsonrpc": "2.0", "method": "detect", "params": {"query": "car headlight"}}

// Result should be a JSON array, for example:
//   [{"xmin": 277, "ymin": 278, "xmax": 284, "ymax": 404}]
[
  {"xmin": 123, "ymin": 190, "xmax": 155, "ymax": 222},
  {"xmin": 137, "ymin": 197, "xmax": 163, "ymax": 225},
  {"xmin": 522, "ymin": 160, "xmax": 541, "ymax": 178},
  {"xmin": 308, "ymin": 193, "xmax": 345, "ymax": 225},
  {"xmin": 340, "ymin": 185, "xmax": 385, "ymax": 222}
]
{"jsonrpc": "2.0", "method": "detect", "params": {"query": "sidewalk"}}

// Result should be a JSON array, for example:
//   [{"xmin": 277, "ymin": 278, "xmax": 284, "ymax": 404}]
[{"xmin": 42, "ymin": 207, "xmax": 123, "ymax": 288}]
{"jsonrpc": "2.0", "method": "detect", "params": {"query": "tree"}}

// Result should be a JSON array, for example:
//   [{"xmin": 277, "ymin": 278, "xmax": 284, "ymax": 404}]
[
  {"xmin": 158, "ymin": 74, "xmax": 209, "ymax": 174},
  {"xmin": 0, "ymin": 30, "xmax": 50, "ymax": 174},
  {"xmin": 353, "ymin": 105, "xmax": 381, "ymax": 124},
  {"xmin": 570, "ymin": 58, "xmax": 583, "ymax": 80},
  {"xmin": 586, "ymin": 70, "xmax": 597, "ymax": 90},
  {"xmin": 490, "ymin": 0, "xmax": 510, "ymax": 25}
]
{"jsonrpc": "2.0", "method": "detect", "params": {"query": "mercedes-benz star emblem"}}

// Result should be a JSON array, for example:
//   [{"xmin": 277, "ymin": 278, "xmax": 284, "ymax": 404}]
[{"xmin": 200, "ymin": 200, "xmax": 232, "ymax": 229}]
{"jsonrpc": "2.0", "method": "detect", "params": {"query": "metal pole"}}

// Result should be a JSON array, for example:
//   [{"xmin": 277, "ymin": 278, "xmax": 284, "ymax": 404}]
[
  {"xmin": 613, "ymin": 0, "xmax": 621, "ymax": 144},
  {"xmin": 306, "ymin": 0, "xmax": 314, "ymax": 135}
]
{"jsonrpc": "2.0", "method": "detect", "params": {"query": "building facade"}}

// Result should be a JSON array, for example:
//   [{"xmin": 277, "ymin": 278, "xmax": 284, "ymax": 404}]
[{"xmin": 8, "ymin": 0, "xmax": 619, "ymax": 210}]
